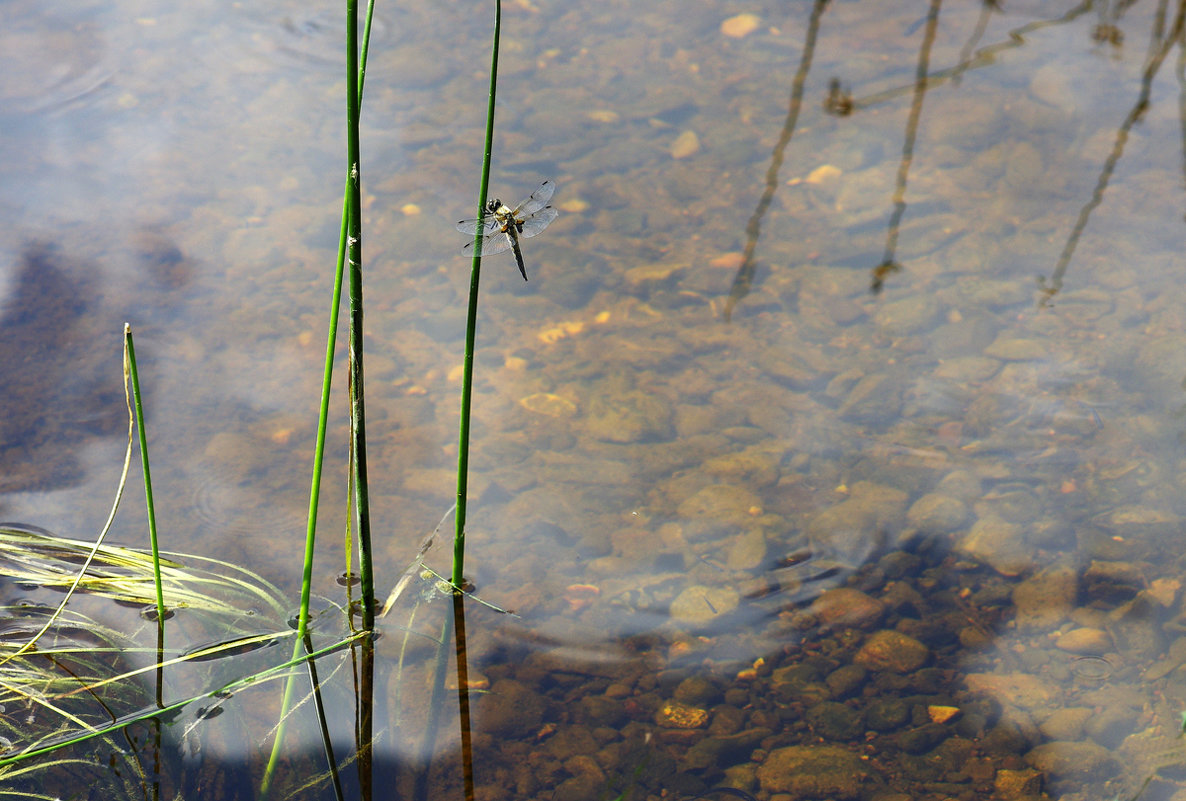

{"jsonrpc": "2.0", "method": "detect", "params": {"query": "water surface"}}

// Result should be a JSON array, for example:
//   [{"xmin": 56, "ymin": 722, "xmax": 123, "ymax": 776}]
[{"xmin": 3, "ymin": 0, "xmax": 1186, "ymax": 799}]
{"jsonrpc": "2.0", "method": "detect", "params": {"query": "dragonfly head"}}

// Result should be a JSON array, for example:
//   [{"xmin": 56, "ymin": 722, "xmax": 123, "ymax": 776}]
[{"xmin": 485, "ymin": 198, "xmax": 502, "ymax": 214}]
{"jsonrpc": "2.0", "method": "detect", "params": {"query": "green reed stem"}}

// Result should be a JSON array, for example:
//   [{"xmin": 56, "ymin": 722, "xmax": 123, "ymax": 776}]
[
  {"xmin": 345, "ymin": 0, "xmax": 375, "ymax": 634},
  {"xmin": 123, "ymin": 324, "xmax": 166, "ymax": 628},
  {"xmin": 262, "ymin": 1, "xmax": 376, "ymax": 795},
  {"xmin": 454, "ymin": 0, "xmax": 502, "ymax": 590}
]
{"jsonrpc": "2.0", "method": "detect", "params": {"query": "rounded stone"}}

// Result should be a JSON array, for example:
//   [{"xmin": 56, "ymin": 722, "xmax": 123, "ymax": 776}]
[
  {"xmin": 853, "ymin": 630, "xmax": 930, "ymax": 673},
  {"xmin": 811, "ymin": 588, "xmax": 886, "ymax": 628},
  {"xmin": 956, "ymin": 516, "xmax": 1034, "ymax": 576},
  {"xmin": 477, "ymin": 679, "xmax": 546, "ymax": 738},
  {"xmin": 673, "ymin": 675, "xmax": 721, "ymax": 707},
  {"xmin": 874, "ymin": 294, "xmax": 941, "ymax": 336},
  {"xmin": 654, "ymin": 701, "xmax": 709, "ymax": 729},
  {"xmin": 805, "ymin": 701, "xmax": 864, "ymax": 740},
  {"xmin": 906, "ymin": 493, "xmax": 967, "ymax": 534},
  {"xmin": 1025, "ymin": 741, "xmax": 1120, "ymax": 786},
  {"xmin": 1054, "ymin": 627, "xmax": 1112, "ymax": 655},
  {"xmin": 757, "ymin": 745, "xmax": 866, "ymax": 799},
  {"xmin": 1039, "ymin": 708, "xmax": 1093, "ymax": 741},
  {"xmin": 669, "ymin": 585, "xmax": 741, "ymax": 625},
  {"xmin": 995, "ymin": 768, "xmax": 1043, "ymax": 800}
]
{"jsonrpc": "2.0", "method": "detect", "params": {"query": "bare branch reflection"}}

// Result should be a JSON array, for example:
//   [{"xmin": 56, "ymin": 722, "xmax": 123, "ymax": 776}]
[
  {"xmin": 1039, "ymin": 0, "xmax": 1186, "ymax": 305},
  {"xmin": 722, "ymin": 0, "xmax": 830, "ymax": 322},
  {"xmin": 871, "ymin": 0, "xmax": 942, "ymax": 294}
]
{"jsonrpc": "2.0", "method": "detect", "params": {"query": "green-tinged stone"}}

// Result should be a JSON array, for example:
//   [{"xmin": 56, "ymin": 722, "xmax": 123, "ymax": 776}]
[
  {"xmin": 757, "ymin": 745, "xmax": 866, "ymax": 799},
  {"xmin": 669, "ymin": 585, "xmax": 741, "ymax": 625}
]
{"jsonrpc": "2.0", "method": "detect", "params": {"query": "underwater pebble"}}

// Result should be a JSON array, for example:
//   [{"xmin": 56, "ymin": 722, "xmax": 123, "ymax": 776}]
[
  {"xmin": 721, "ymin": 12, "xmax": 761, "ymax": 38},
  {"xmin": 824, "ymin": 665, "xmax": 867, "ymax": 698},
  {"xmin": 810, "ymin": 588, "xmax": 886, "ymax": 629},
  {"xmin": 1025, "ymin": 741, "xmax": 1119, "ymax": 788},
  {"xmin": 1093, "ymin": 504, "xmax": 1179, "ymax": 540},
  {"xmin": 955, "ymin": 516, "xmax": 1034, "ymax": 576},
  {"xmin": 932, "ymin": 356, "xmax": 1001, "ymax": 382},
  {"xmin": 670, "ymin": 130, "xmax": 701, "ymax": 159},
  {"xmin": 974, "ymin": 487, "xmax": 1040, "ymax": 524},
  {"xmin": 673, "ymin": 675, "xmax": 720, "ymax": 707},
  {"xmin": 655, "ymin": 701, "xmax": 709, "ymax": 729},
  {"xmin": 805, "ymin": 164, "xmax": 842, "ymax": 184},
  {"xmin": 677, "ymin": 484, "xmax": 763, "ymax": 524},
  {"xmin": 1083, "ymin": 704, "xmax": 1136, "ymax": 749},
  {"xmin": 757, "ymin": 744, "xmax": 866, "ymax": 798},
  {"xmin": 725, "ymin": 527, "xmax": 767, "ymax": 571},
  {"xmin": 983, "ymin": 337, "xmax": 1048, "ymax": 361},
  {"xmin": 519, "ymin": 392, "xmax": 578, "ymax": 418},
  {"xmin": 476, "ymin": 679, "xmax": 547, "ymax": 738},
  {"xmin": 838, "ymin": 372, "xmax": 902, "ymax": 425},
  {"xmin": 1012, "ymin": 565, "xmax": 1076, "ymax": 632},
  {"xmin": 906, "ymin": 493, "xmax": 966, "ymax": 534},
  {"xmin": 1039, "ymin": 707, "xmax": 1093, "ymax": 741},
  {"xmin": 1054, "ymin": 627, "xmax": 1111, "ymax": 655},
  {"xmin": 683, "ymin": 728, "xmax": 770, "ymax": 771},
  {"xmin": 852, "ymin": 630, "xmax": 929, "ymax": 673},
  {"xmin": 805, "ymin": 701, "xmax": 864, "ymax": 740},
  {"xmin": 624, "ymin": 261, "xmax": 684, "ymax": 286},
  {"xmin": 965, "ymin": 673, "xmax": 1058, "ymax": 711},
  {"xmin": 995, "ymin": 768, "xmax": 1043, "ymax": 800},
  {"xmin": 669, "ymin": 584, "xmax": 741, "ymax": 625},
  {"xmin": 1149, "ymin": 578, "xmax": 1180, "ymax": 607},
  {"xmin": 585, "ymin": 390, "xmax": 672, "ymax": 443},
  {"xmin": 927, "ymin": 705, "xmax": 961, "ymax": 724},
  {"xmin": 873, "ymin": 294, "xmax": 940, "ymax": 336}
]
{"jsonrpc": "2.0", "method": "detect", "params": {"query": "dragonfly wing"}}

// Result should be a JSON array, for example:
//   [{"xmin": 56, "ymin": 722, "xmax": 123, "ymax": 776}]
[
  {"xmin": 462, "ymin": 232, "xmax": 515, "ymax": 257},
  {"xmin": 513, "ymin": 180, "xmax": 556, "ymax": 216},
  {"xmin": 456, "ymin": 216, "xmax": 500, "ymax": 235},
  {"xmin": 517, "ymin": 206, "xmax": 558, "ymax": 239}
]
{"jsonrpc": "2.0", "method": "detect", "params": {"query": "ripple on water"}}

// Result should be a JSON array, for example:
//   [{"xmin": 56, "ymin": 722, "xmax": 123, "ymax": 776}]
[
  {"xmin": 250, "ymin": 6, "xmax": 393, "ymax": 70},
  {"xmin": 0, "ymin": 6, "xmax": 113, "ymax": 113},
  {"xmin": 189, "ymin": 463, "xmax": 307, "ymax": 542}
]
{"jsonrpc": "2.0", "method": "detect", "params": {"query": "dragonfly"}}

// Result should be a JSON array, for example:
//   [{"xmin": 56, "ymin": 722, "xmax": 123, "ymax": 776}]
[{"xmin": 455, "ymin": 180, "xmax": 558, "ymax": 281}]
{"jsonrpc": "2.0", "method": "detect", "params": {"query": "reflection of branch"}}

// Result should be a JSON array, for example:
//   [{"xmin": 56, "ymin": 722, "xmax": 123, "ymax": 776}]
[
  {"xmin": 1178, "ymin": 4, "xmax": 1186, "ymax": 194},
  {"xmin": 872, "ymin": 0, "xmax": 942, "ymax": 294},
  {"xmin": 952, "ymin": 1, "xmax": 1000, "ymax": 85},
  {"xmin": 722, "ymin": 0, "xmax": 830, "ymax": 322},
  {"xmin": 853, "ymin": 2, "xmax": 1093, "ymax": 112},
  {"xmin": 1039, "ymin": 1, "xmax": 1186, "ymax": 306},
  {"xmin": 452, "ymin": 592, "xmax": 475, "ymax": 801}
]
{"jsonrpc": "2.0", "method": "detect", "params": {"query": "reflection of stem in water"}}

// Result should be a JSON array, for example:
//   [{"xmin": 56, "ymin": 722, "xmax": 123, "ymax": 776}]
[
  {"xmin": 1151, "ymin": 0, "xmax": 1172, "ymax": 44},
  {"xmin": 951, "ymin": 1, "xmax": 999, "ymax": 85},
  {"xmin": 872, "ymin": 0, "xmax": 942, "ymax": 294},
  {"xmin": 851, "ymin": 3, "xmax": 1093, "ymax": 112},
  {"xmin": 1039, "ymin": 2, "xmax": 1186, "ymax": 306},
  {"xmin": 416, "ymin": 590, "xmax": 455, "ymax": 801},
  {"xmin": 353, "ymin": 634, "xmax": 373, "ymax": 801},
  {"xmin": 452, "ymin": 592, "xmax": 475, "ymax": 801},
  {"xmin": 722, "ymin": 0, "xmax": 830, "ymax": 322},
  {"xmin": 307, "ymin": 633, "xmax": 347, "ymax": 801},
  {"xmin": 1178, "ymin": 5, "xmax": 1186, "ymax": 191}
]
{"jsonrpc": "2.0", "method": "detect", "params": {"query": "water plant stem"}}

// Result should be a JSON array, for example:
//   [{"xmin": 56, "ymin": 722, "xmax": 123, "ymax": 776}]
[
  {"xmin": 123, "ymin": 324, "xmax": 167, "ymax": 628},
  {"xmin": 345, "ymin": 0, "xmax": 375, "ymax": 633},
  {"xmin": 454, "ymin": 0, "xmax": 502, "ymax": 590},
  {"xmin": 262, "ymin": 1, "xmax": 376, "ymax": 794}
]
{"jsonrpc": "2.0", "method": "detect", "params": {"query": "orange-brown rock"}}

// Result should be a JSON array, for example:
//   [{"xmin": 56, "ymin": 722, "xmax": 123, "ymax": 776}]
[{"xmin": 853, "ymin": 630, "xmax": 929, "ymax": 673}]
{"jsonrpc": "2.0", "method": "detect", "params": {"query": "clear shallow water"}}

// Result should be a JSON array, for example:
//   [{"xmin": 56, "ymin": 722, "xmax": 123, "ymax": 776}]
[{"xmin": 3, "ymin": 0, "xmax": 1186, "ymax": 799}]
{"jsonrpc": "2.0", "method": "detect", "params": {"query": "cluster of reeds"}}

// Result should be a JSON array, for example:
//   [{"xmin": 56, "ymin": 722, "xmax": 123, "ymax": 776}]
[{"xmin": 0, "ymin": 0, "xmax": 513, "ymax": 798}]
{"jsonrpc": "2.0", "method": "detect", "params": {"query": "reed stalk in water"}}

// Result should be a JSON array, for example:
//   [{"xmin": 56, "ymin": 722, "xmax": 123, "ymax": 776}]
[
  {"xmin": 263, "ymin": 0, "xmax": 378, "ymax": 794},
  {"xmin": 123, "ymin": 324, "xmax": 167, "ymax": 628},
  {"xmin": 454, "ymin": 0, "xmax": 503, "ymax": 591}
]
